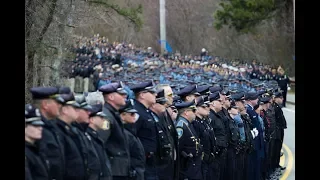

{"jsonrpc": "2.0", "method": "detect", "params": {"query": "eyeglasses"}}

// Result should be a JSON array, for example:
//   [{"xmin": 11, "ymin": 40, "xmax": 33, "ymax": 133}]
[
  {"xmin": 167, "ymin": 93, "xmax": 173, "ymax": 97},
  {"xmin": 128, "ymin": 112, "xmax": 136, "ymax": 117}
]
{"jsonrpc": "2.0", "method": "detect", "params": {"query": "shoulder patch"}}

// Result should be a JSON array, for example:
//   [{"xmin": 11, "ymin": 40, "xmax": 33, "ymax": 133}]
[
  {"xmin": 102, "ymin": 119, "xmax": 110, "ymax": 130},
  {"xmin": 176, "ymin": 127, "xmax": 183, "ymax": 139}
]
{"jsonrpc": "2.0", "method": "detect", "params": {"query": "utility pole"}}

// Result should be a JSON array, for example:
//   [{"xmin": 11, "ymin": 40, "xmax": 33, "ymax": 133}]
[
  {"xmin": 160, "ymin": 0, "xmax": 166, "ymax": 55},
  {"xmin": 293, "ymin": 0, "xmax": 295, "ymax": 33}
]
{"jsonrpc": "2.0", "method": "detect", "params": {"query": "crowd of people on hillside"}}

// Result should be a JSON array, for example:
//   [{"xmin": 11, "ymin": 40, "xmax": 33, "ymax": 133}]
[{"xmin": 66, "ymin": 34, "xmax": 291, "ymax": 107}]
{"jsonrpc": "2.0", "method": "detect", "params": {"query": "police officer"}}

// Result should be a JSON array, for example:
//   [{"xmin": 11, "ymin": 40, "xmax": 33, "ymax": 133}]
[
  {"xmin": 245, "ymin": 92, "xmax": 264, "ymax": 180},
  {"xmin": 87, "ymin": 104, "xmax": 113, "ymax": 180},
  {"xmin": 227, "ymin": 99, "xmax": 246, "ymax": 180},
  {"xmin": 25, "ymin": 104, "xmax": 50, "ymax": 180},
  {"xmin": 156, "ymin": 84, "xmax": 179, "ymax": 180},
  {"xmin": 276, "ymin": 67, "xmax": 290, "ymax": 107},
  {"xmin": 233, "ymin": 92, "xmax": 255, "ymax": 180},
  {"xmin": 29, "ymin": 87, "xmax": 65, "ymax": 180},
  {"xmin": 129, "ymin": 81, "xmax": 162, "ymax": 179},
  {"xmin": 73, "ymin": 95, "xmax": 104, "ymax": 180},
  {"xmin": 176, "ymin": 84, "xmax": 201, "ymax": 103},
  {"xmin": 149, "ymin": 89, "xmax": 176, "ymax": 180},
  {"xmin": 192, "ymin": 96, "xmax": 216, "ymax": 180},
  {"xmin": 208, "ymin": 92, "xmax": 228, "ymax": 180},
  {"xmin": 120, "ymin": 100, "xmax": 146, "ymax": 180},
  {"xmin": 99, "ymin": 82, "xmax": 131, "ymax": 180},
  {"xmin": 54, "ymin": 92, "xmax": 88, "ymax": 180},
  {"xmin": 220, "ymin": 89, "xmax": 240, "ymax": 180},
  {"xmin": 175, "ymin": 100, "xmax": 203, "ymax": 180},
  {"xmin": 259, "ymin": 95, "xmax": 273, "ymax": 179},
  {"xmin": 272, "ymin": 91, "xmax": 287, "ymax": 173}
]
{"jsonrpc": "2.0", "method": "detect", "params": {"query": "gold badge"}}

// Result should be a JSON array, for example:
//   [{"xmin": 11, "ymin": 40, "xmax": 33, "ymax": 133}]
[{"xmin": 102, "ymin": 119, "xmax": 110, "ymax": 130}]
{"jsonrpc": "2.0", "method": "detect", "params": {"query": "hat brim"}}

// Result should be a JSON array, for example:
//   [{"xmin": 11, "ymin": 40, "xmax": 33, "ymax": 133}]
[
  {"xmin": 65, "ymin": 101, "xmax": 81, "ymax": 108},
  {"xmin": 81, "ymin": 105, "xmax": 93, "ymax": 111},
  {"xmin": 125, "ymin": 109, "xmax": 138, "ymax": 113},
  {"xmin": 53, "ymin": 96, "xmax": 65, "ymax": 104},
  {"xmin": 28, "ymin": 120, "xmax": 44, "ymax": 126},
  {"xmin": 95, "ymin": 111, "xmax": 107, "ymax": 117},
  {"xmin": 116, "ymin": 89, "xmax": 128, "ymax": 95}
]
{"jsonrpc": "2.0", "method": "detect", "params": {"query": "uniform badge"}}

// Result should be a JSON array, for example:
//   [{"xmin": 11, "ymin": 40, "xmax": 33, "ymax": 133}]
[
  {"xmin": 176, "ymin": 127, "xmax": 183, "ymax": 139},
  {"xmin": 35, "ymin": 109, "xmax": 41, "ymax": 117},
  {"xmin": 65, "ymin": 125, "xmax": 70, "ymax": 131},
  {"xmin": 102, "ymin": 119, "xmax": 110, "ymax": 130}
]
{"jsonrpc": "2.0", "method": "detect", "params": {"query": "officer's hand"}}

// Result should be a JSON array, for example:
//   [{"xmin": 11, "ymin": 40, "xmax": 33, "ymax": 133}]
[
  {"xmin": 253, "ymin": 128, "xmax": 259, "ymax": 136},
  {"xmin": 287, "ymin": 86, "xmax": 291, "ymax": 91}
]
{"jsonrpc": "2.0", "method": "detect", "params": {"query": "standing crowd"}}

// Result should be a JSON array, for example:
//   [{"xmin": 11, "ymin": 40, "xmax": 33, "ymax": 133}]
[{"xmin": 26, "ymin": 34, "xmax": 290, "ymax": 180}]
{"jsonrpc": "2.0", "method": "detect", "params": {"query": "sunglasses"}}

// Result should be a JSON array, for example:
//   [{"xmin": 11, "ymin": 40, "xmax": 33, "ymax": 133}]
[{"xmin": 186, "ymin": 109, "xmax": 197, "ymax": 113}]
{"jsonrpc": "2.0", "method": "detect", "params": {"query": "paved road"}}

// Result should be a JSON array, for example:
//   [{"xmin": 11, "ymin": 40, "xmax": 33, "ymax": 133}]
[
  {"xmin": 287, "ymin": 93, "xmax": 295, "ymax": 104},
  {"xmin": 280, "ymin": 104, "xmax": 295, "ymax": 180}
]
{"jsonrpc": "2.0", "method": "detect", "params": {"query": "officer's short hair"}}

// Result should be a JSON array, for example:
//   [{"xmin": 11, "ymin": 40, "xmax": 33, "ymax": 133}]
[
  {"xmin": 32, "ymin": 99, "xmax": 42, "ymax": 109},
  {"xmin": 177, "ymin": 108, "xmax": 189, "ymax": 115},
  {"xmin": 156, "ymin": 84, "xmax": 171, "ymax": 91}
]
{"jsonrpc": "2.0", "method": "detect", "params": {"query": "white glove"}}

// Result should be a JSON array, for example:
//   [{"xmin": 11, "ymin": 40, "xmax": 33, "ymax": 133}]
[
  {"xmin": 287, "ymin": 86, "xmax": 291, "ymax": 91},
  {"xmin": 251, "ymin": 130, "xmax": 256, "ymax": 139},
  {"xmin": 253, "ymin": 128, "xmax": 259, "ymax": 137}
]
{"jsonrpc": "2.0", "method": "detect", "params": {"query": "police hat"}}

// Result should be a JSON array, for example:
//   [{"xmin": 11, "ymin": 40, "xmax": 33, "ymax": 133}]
[
  {"xmin": 155, "ymin": 89, "xmax": 167, "ymax": 104},
  {"xmin": 25, "ymin": 104, "xmax": 44, "ymax": 126},
  {"xmin": 221, "ymin": 88, "xmax": 231, "ymax": 97},
  {"xmin": 203, "ymin": 95, "xmax": 210, "ymax": 105},
  {"xmin": 260, "ymin": 96, "xmax": 271, "ymax": 104},
  {"xmin": 119, "ymin": 99, "xmax": 138, "ymax": 114},
  {"xmin": 173, "ymin": 95, "xmax": 182, "ymax": 104},
  {"xmin": 209, "ymin": 86, "xmax": 222, "ymax": 94},
  {"xmin": 257, "ymin": 89, "xmax": 267, "ymax": 96},
  {"xmin": 177, "ymin": 84, "xmax": 200, "ymax": 97},
  {"xmin": 59, "ymin": 86, "xmax": 71, "ymax": 94},
  {"xmin": 175, "ymin": 100, "xmax": 197, "ymax": 110},
  {"xmin": 196, "ymin": 96, "xmax": 207, "ymax": 107},
  {"xmin": 197, "ymin": 85, "xmax": 211, "ymax": 95},
  {"xmin": 99, "ymin": 81, "xmax": 127, "ymax": 95},
  {"xmin": 209, "ymin": 92, "xmax": 221, "ymax": 102},
  {"xmin": 229, "ymin": 100, "xmax": 238, "ymax": 109},
  {"xmin": 231, "ymin": 92, "xmax": 245, "ymax": 101},
  {"xmin": 76, "ymin": 95, "xmax": 92, "ymax": 111},
  {"xmin": 244, "ymin": 92, "xmax": 259, "ymax": 100},
  {"xmin": 61, "ymin": 93, "xmax": 80, "ymax": 108},
  {"xmin": 274, "ymin": 91, "xmax": 283, "ymax": 98},
  {"xmin": 89, "ymin": 104, "xmax": 107, "ymax": 118},
  {"xmin": 130, "ymin": 81, "xmax": 157, "ymax": 94},
  {"xmin": 30, "ymin": 87, "xmax": 64, "ymax": 104}
]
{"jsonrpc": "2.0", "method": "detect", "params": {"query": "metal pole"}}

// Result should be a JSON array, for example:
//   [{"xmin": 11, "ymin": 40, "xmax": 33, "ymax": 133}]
[
  {"xmin": 293, "ymin": 0, "xmax": 295, "ymax": 33},
  {"xmin": 160, "ymin": 0, "xmax": 166, "ymax": 54}
]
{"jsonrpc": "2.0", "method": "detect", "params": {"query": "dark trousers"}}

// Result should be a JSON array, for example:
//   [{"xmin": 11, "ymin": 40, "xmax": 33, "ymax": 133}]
[
  {"xmin": 282, "ymin": 89, "xmax": 287, "ymax": 107},
  {"xmin": 145, "ymin": 165, "xmax": 159, "ymax": 180},
  {"xmin": 262, "ymin": 140, "xmax": 272, "ymax": 179},
  {"xmin": 210, "ymin": 158, "xmax": 221, "ymax": 180},
  {"xmin": 246, "ymin": 151, "xmax": 261, "ymax": 180},
  {"xmin": 158, "ymin": 160, "xmax": 174, "ymax": 180},
  {"xmin": 225, "ymin": 147, "xmax": 236, "ymax": 180},
  {"xmin": 113, "ymin": 176, "xmax": 129, "ymax": 180},
  {"xmin": 244, "ymin": 152, "xmax": 254, "ymax": 180},
  {"xmin": 202, "ymin": 162, "xmax": 209, "ymax": 180},
  {"xmin": 235, "ymin": 152, "xmax": 245, "ymax": 180},
  {"xmin": 218, "ymin": 148, "xmax": 227, "ymax": 180},
  {"xmin": 269, "ymin": 139, "xmax": 277, "ymax": 171}
]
